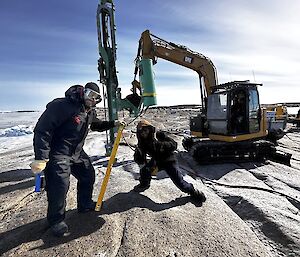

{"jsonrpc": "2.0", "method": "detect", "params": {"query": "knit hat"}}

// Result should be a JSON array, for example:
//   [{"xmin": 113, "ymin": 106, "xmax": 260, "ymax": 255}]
[{"xmin": 85, "ymin": 82, "xmax": 100, "ymax": 94}]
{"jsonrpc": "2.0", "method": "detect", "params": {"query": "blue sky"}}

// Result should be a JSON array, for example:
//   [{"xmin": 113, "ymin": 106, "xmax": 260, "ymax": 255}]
[{"xmin": 0, "ymin": 0, "xmax": 299, "ymax": 111}]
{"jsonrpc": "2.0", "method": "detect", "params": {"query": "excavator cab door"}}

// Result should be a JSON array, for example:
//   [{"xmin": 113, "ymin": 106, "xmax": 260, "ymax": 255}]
[
  {"xmin": 247, "ymin": 88, "xmax": 261, "ymax": 133},
  {"xmin": 228, "ymin": 87, "xmax": 261, "ymax": 135},
  {"xmin": 229, "ymin": 89, "xmax": 249, "ymax": 135}
]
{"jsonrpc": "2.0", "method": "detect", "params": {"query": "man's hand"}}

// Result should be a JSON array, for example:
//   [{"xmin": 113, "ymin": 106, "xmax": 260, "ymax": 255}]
[
  {"xmin": 156, "ymin": 130, "xmax": 166, "ymax": 141},
  {"xmin": 157, "ymin": 141, "xmax": 166, "ymax": 153},
  {"xmin": 114, "ymin": 120, "xmax": 126, "ymax": 127},
  {"xmin": 30, "ymin": 160, "xmax": 48, "ymax": 173}
]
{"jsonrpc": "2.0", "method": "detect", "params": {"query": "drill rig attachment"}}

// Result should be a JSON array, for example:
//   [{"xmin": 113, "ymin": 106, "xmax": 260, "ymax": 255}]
[{"xmin": 96, "ymin": 1, "xmax": 157, "ymax": 154}]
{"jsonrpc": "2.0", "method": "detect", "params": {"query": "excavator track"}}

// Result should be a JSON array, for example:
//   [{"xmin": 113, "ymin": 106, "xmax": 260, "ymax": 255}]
[{"xmin": 182, "ymin": 137, "xmax": 292, "ymax": 166}]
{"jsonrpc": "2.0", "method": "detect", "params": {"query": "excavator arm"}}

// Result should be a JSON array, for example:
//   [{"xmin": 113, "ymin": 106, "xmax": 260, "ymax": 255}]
[{"xmin": 137, "ymin": 30, "xmax": 218, "ymax": 96}]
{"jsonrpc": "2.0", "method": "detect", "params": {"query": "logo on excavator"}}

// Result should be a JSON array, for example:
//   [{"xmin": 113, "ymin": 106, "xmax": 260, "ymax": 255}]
[{"xmin": 184, "ymin": 56, "xmax": 193, "ymax": 64}]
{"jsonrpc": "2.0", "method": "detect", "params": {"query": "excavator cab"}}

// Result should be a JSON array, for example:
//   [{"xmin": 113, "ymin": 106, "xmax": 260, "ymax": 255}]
[
  {"xmin": 191, "ymin": 81, "xmax": 265, "ymax": 141},
  {"xmin": 207, "ymin": 81, "xmax": 262, "ymax": 137}
]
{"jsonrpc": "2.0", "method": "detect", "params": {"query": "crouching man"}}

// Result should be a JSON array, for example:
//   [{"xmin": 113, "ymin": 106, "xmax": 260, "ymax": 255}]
[
  {"xmin": 133, "ymin": 119, "xmax": 206, "ymax": 203},
  {"xmin": 30, "ymin": 82, "xmax": 124, "ymax": 237}
]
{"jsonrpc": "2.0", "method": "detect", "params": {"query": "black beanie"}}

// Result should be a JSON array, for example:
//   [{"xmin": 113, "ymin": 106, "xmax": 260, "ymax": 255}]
[{"xmin": 85, "ymin": 82, "xmax": 100, "ymax": 93}]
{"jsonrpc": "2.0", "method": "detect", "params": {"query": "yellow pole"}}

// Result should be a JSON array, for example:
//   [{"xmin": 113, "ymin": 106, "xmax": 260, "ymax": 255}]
[{"xmin": 95, "ymin": 125, "xmax": 124, "ymax": 211}]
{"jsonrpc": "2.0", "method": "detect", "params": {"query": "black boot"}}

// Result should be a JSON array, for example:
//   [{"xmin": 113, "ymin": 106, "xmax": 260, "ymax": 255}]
[
  {"xmin": 133, "ymin": 183, "xmax": 150, "ymax": 192},
  {"xmin": 190, "ymin": 189, "xmax": 206, "ymax": 203},
  {"xmin": 78, "ymin": 201, "xmax": 97, "ymax": 213},
  {"xmin": 51, "ymin": 221, "xmax": 69, "ymax": 237}
]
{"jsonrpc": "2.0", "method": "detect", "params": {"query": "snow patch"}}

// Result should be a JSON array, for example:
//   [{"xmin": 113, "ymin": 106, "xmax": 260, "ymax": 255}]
[{"xmin": 0, "ymin": 125, "xmax": 34, "ymax": 137}]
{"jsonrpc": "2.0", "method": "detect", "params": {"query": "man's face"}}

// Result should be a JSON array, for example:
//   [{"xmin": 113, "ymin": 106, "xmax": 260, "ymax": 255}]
[
  {"xmin": 84, "ymin": 98, "xmax": 97, "ymax": 108},
  {"xmin": 83, "ymin": 89, "xmax": 102, "ymax": 108},
  {"xmin": 138, "ymin": 126, "xmax": 152, "ymax": 139}
]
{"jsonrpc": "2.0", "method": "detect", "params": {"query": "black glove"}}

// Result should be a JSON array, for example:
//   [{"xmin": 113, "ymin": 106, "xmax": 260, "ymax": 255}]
[{"xmin": 156, "ymin": 130, "xmax": 166, "ymax": 141}]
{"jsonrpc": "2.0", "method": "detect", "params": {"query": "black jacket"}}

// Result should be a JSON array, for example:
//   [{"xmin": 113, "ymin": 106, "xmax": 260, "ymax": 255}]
[
  {"xmin": 33, "ymin": 85, "xmax": 114, "ymax": 160},
  {"xmin": 134, "ymin": 131, "xmax": 177, "ymax": 168}
]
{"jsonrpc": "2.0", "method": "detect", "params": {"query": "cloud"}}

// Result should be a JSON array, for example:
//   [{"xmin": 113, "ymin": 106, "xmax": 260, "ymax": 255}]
[
  {"xmin": 1, "ymin": 0, "xmax": 299, "ymax": 110},
  {"xmin": 138, "ymin": 0, "xmax": 300, "ymax": 104}
]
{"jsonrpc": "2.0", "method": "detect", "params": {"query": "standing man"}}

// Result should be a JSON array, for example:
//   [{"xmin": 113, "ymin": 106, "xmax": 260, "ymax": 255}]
[
  {"xmin": 30, "ymin": 82, "xmax": 123, "ymax": 237},
  {"xmin": 133, "ymin": 119, "xmax": 206, "ymax": 203}
]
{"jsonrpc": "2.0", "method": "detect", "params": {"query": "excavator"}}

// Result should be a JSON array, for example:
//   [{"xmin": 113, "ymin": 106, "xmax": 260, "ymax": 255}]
[{"xmin": 126, "ymin": 30, "xmax": 291, "ymax": 165}]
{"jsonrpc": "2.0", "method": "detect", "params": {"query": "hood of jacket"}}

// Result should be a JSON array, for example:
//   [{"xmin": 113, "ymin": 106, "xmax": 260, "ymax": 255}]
[
  {"xmin": 137, "ymin": 119, "xmax": 156, "ymax": 149},
  {"xmin": 65, "ymin": 85, "xmax": 84, "ymax": 103},
  {"xmin": 137, "ymin": 119, "xmax": 155, "ymax": 130}
]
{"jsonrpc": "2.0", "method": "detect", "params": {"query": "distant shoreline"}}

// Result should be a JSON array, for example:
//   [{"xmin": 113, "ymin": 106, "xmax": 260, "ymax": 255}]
[
  {"xmin": 0, "ymin": 102, "xmax": 299, "ymax": 114},
  {"xmin": 0, "ymin": 110, "xmax": 38, "ymax": 114}
]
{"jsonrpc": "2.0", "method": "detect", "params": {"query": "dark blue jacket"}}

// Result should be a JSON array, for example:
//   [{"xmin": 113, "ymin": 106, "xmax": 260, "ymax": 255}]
[
  {"xmin": 134, "ymin": 130, "xmax": 177, "ymax": 168},
  {"xmin": 33, "ymin": 85, "xmax": 114, "ymax": 160}
]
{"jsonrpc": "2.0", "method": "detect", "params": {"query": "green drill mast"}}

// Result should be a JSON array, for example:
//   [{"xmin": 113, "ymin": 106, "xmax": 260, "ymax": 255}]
[{"xmin": 96, "ymin": 0, "xmax": 118, "ymax": 154}]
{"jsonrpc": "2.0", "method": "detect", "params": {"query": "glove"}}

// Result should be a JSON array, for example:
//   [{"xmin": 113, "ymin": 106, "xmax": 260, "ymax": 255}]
[
  {"xmin": 114, "ymin": 120, "xmax": 126, "ymax": 127},
  {"xmin": 30, "ymin": 160, "xmax": 48, "ymax": 174},
  {"xmin": 157, "ymin": 142, "xmax": 166, "ymax": 153},
  {"xmin": 151, "ymin": 166, "xmax": 159, "ymax": 176},
  {"xmin": 156, "ymin": 130, "xmax": 166, "ymax": 141}
]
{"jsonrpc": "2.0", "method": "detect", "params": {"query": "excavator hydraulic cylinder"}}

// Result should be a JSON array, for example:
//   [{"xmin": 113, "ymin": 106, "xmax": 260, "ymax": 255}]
[{"xmin": 139, "ymin": 58, "xmax": 157, "ymax": 106}]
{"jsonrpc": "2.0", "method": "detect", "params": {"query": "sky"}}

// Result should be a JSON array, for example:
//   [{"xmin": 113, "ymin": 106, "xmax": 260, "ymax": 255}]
[{"xmin": 0, "ymin": 0, "xmax": 300, "ymax": 111}]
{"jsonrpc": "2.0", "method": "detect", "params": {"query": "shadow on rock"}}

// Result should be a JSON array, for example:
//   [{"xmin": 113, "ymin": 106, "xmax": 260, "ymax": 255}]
[
  {"xmin": 101, "ymin": 191, "xmax": 198, "ymax": 215},
  {"xmin": 38, "ymin": 210, "xmax": 105, "ymax": 250},
  {"xmin": 0, "ymin": 210, "xmax": 105, "ymax": 255},
  {"xmin": 89, "ymin": 155, "xmax": 107, "ymax": 163},
  {"xmin": 226, "ymin": 196, "xmax": 297, "ymax": 255},
  {"xmin": 94, "ymin": 159, "xmax": 135, "ymax": 169},
  {"xmin": 0, "ymin": 169, "xmax": 35, "ymax": 195},
  {"xmin": 0, "ymin": 179, "xmax": 35, "ymax": 195},
  {"xmin": 0, "ymin": 218, "xmax": 48, "ymax": 255},
  {"xmin": 286, "ymin": 127, "xmax": 300, "ymax": 134},
  {"xmin": 0, "ymin": 169, "xmax": 33, "ymax": 183},
  {"xmin": 177, "ymin": 151, "xmax": 265, "ymax": 180}
]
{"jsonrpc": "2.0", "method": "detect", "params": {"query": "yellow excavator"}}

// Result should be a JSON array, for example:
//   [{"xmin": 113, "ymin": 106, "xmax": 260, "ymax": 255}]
[
  {"xmin": 263, "ymin": 104, "xmax": 288, "ymax": 140},
  {"xmin": 127, "ymin": 30, "xmax": 291, "ymax": 165}
]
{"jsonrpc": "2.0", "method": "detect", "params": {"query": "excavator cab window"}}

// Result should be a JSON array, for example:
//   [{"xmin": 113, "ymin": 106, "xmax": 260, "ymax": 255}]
[
  {"xmin": 248, "ymin": 89, "xmax": 260, "ymax": 133},
  {"xmin": 230, "ymin": 90, "xmax": 249, "ymax": 134},
  {"xmin": 207, "ymin": 92, "xmax": 228, "ymax": 134},
  {"xmin": 228, "ymin": 87, "xmax": 260, "ymax": 135}
]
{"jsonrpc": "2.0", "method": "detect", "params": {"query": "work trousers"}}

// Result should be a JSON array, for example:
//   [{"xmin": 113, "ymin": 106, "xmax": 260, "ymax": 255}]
[
  {"xmin": 140, "ymin": 161, "xmax": 195, "ymax": 194},
  {"xmin": 44, "ymin": 151, "xmax": 95, "ymax": 226}
]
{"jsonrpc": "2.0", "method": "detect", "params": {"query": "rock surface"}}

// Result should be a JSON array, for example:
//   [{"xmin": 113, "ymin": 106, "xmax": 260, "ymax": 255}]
[{"xmin": 1, "ymin": 107, "xmax": 299, "ymax": 256}]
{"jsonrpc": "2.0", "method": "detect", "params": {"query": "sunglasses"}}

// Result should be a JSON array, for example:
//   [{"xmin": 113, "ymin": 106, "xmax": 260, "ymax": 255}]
[{"xmin": 84, "ymin": 89, "xmax": 102, "ymax": 102}]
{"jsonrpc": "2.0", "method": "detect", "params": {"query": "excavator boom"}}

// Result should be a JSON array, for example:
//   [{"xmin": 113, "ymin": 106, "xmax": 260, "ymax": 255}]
[{"xmin": 139, "ymin": 30, "xmax": 218, "ymax": 96}]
